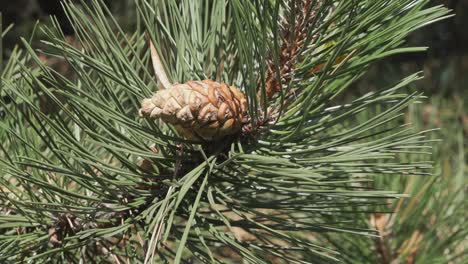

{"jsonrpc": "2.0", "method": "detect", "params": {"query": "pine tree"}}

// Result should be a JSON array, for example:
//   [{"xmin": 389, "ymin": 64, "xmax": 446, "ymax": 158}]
[{"xmin": 0, "ymin": 0, "xmax": 455, "ymax": 263}]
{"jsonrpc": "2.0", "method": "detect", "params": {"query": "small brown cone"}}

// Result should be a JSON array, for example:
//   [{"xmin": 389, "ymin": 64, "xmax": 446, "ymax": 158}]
[{"xmin": 140, "ymin": 80, "xmax": 248, "ymax": 141}]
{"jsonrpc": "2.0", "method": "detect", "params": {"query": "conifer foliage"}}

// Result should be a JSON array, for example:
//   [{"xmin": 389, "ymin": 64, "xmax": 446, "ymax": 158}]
[{"xmin": 0, "ymin": 0, "xmax": 450, "ymax": 263}]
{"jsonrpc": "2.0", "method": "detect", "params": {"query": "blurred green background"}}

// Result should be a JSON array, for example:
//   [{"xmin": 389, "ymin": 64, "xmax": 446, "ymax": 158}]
[{"xmin": 1, "ymin": 0, "xmax": 466, "ymax": 262}]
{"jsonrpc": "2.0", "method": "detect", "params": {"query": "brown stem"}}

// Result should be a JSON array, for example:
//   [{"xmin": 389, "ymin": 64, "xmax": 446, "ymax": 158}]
[{"xmin": 371, "ymin": 213, "xmax": 391, "ymax": 264}]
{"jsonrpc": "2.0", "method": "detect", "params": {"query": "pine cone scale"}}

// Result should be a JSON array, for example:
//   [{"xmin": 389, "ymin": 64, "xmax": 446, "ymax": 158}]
[
  {"xmin": 188, "ymin": 81, "xmax": 208, "ymax": 96},
  {"xmin": 220, "ymin": 83, "xmax": 233, "ymax": 101}
]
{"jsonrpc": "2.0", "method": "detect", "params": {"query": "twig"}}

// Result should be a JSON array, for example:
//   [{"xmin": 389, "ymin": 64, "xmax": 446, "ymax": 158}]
[{"xmin": 371, "ymin": 213, "xmax": 391, "ymax": 264}]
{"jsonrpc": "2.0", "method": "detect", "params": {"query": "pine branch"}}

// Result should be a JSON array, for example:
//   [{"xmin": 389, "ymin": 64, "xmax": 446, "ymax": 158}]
[
  {"xmin": 319, "ymin": 97, "xmax": 467, "ymax": 264},
  {"xmin": 0, "ymin": 0, "xmax": 454, "ymax": 263},
  {"xmin": 264, "ymin": 0, "xmax": 323, "ymax": 100}
]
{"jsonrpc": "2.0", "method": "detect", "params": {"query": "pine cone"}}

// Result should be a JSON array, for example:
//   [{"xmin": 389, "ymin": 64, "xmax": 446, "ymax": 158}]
[{"xmin": 140, "ymin": 80, "xmax": 248, "ymax": 141}]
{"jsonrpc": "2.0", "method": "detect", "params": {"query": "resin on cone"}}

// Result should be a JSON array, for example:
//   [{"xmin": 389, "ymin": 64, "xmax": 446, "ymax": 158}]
[{"xmin": 140, "ymin": 80, "xmax": 248, "ymax": 141}]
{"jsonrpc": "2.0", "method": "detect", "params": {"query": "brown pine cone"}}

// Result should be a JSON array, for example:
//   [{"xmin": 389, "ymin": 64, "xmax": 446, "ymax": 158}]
[{"xmin": 140, "ymin": 80, "xmax": 248, "ymax": 141}]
